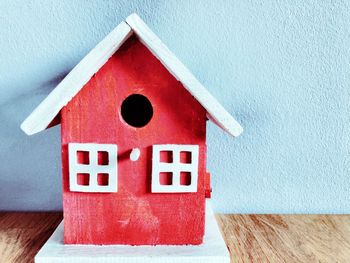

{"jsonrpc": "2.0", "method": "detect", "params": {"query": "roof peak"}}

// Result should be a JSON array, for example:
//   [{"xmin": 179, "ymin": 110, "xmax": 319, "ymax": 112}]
[{"xmin": 21, "ymin": 13, "xmax": 242, "ymax": 137}]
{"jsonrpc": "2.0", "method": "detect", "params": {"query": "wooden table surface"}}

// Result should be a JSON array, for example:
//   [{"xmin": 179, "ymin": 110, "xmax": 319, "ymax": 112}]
[{"xmin": 0, "ymin": 213, "xmax": 350, "ymax": 262}]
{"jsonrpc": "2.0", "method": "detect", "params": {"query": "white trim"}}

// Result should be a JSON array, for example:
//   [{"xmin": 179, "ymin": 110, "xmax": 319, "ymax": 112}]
[
  {"xmin": 21, "ymin": 22, "xmax": 133, "ymax": 135},
  {"xmin": 151, "ymin": 144, "xmax": 199, "ymax": 193},
  {"xmin": 35, "ymin": 200, "xmax": 230, "ymax": 263},
  {"xmin": 21, "ymin": 13, "xmax": 243, "ymax": 137},
  {"xmin": 68, "ymin": 143, "xmax": 118, "ymax": 193},
  {"xmin": 125, "ymin": 14, "xmax": 243, "ymax": 137}
]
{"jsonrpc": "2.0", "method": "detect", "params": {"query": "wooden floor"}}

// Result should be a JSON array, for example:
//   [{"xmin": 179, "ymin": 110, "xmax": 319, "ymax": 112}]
[{"xmin": 0, "ymin": 213, "xmax": 350, "ymax": 262}]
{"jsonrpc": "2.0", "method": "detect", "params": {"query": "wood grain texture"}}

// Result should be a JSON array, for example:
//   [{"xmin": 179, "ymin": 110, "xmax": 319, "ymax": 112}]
[
  {"xmin": 0, "ymin": 213, "xmax": 62, "ymax": 263},
  {"xmin": 35, "ymin": 202, "xmax": 229, "ymax": 263},
  {"xmin": 216, "ymin": 214, "xmax": 350, "ymax": 263},
  {"xmin": 2, "ymin": 213, "xmax": 350, "ymax": 262},
  {"xmin": 61, "ymin": 36, "xmax": 207, "ymax": 245}
]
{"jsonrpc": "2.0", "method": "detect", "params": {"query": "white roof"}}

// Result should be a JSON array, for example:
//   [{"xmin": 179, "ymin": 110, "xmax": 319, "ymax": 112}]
[{"xmin": 21, "ymin": 13, "xmax": 243, "ymax": 137}]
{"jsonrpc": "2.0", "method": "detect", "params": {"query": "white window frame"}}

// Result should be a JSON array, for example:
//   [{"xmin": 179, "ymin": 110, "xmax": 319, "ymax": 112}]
[
  {"xmin": 151, "ymin": 144, "xmax": 199, "ymax": 193},
  {"xmin": 68, "ymin": 143, "xmax": 118, "ymax": 193}
]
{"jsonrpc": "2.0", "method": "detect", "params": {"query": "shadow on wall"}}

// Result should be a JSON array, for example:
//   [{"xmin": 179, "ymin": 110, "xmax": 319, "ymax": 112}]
[{"xmin": 0, "ymin": 72, "xmax": 68, "ymax": 211}]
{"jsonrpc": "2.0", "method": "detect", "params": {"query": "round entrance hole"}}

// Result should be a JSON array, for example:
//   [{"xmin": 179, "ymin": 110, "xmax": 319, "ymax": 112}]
[{"xmin": 120, "ymin": 94, "xmax": 153, "ymax": 128}]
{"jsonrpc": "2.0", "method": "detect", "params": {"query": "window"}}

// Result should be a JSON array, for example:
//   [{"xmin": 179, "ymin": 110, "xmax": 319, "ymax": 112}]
[
  {"xmin": 68, "ymin": 143, "xmax": 117, "ymax": 193},
  {"xmin": 151, "ymin": 144, "xmax": 199, "ymax": 193}
]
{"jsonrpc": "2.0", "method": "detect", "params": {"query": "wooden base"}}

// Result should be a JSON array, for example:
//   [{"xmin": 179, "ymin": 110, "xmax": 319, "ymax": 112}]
[{"xmin": 35, "ymin": 201, "xmax": 230, "ymax": 263}]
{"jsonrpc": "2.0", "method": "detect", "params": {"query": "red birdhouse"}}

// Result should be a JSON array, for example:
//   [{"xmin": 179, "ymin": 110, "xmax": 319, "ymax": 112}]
[{"xmin": 21, "ymin": 14, "xmax": 243, "ymax": 246}]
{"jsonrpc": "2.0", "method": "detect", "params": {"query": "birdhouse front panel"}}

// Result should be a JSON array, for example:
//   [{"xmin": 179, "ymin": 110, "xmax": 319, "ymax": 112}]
[{"xmin": 60, "ymin": 36, "xmax": 208, "ymax": 245}]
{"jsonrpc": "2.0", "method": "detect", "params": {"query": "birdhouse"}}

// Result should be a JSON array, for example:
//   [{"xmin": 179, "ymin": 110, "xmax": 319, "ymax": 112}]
[{"xmin": 21, "ymin": 13, "xmax": 242, "ymax": 246}]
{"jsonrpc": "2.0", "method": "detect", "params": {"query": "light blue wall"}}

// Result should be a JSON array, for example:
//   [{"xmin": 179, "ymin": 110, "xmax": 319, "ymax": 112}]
[{"xmin": 1, "ymin": 1, "xmax": 349, "ymax": 212}]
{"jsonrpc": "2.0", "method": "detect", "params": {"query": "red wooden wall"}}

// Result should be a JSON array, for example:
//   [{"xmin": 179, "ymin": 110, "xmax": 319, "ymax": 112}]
[{"xmin": 61, "ymin": 35, "xmax": 208, "ymax": 245}]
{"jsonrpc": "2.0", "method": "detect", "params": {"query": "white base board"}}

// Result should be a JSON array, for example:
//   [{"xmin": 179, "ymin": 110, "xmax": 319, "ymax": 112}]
[{"xmin": 35, "ymin": 201, "xmax": 230, "ymax": 263}]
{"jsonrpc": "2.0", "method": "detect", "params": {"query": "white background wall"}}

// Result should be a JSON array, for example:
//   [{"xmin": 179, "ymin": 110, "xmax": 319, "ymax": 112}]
[{"xmin": 1, "ymin": 0, "xmax": 349, "ymax": 212}]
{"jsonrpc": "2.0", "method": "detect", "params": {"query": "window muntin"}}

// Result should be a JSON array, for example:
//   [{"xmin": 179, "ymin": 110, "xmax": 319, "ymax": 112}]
[
  {"xmin": 151, "ymin": 144, "xmax": 199, "ymax": 193},
  {"xmin": 68, "ymin": 143, "xmax": 117, "ymax": 193}
]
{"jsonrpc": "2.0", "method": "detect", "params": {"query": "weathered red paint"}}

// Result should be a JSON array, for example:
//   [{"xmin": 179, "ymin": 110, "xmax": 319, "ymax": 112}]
[
  {"xmin": 205, "ymin": 172, "xmax": 212, "ymax": 198},
  {"xmin": 61, "ymin": 36, "xmax": 208, "ymax": 245}
]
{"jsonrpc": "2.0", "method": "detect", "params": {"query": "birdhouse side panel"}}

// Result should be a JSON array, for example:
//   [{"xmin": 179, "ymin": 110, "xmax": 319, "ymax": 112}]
[{"xmin": 60, "ymin": 36, "xmax": 208, "ymax": 245}]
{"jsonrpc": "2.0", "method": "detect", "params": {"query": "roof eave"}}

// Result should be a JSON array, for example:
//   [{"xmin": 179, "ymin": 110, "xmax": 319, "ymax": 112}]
[{"xmin": 21, "ymin": 13, "xmax": 243, "ymax": 137}]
